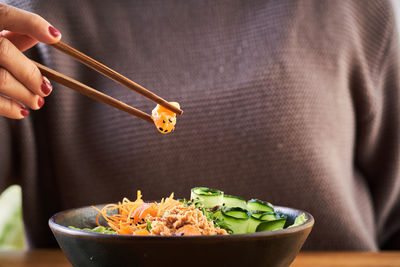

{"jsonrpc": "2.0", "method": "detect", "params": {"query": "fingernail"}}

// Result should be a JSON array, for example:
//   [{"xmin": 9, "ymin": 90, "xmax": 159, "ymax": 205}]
[
  {"xmin": 21, "ymin": 107, "xmax": 29, "ymax": 117},
  {"xmin": 41, "ymin": 76, "xmax": 52, "ymax": 95},
  {"xmin": 38, "ymin": 96, "xmax": 45, "ymax": 108},
  {"xmin": 48, "ymin": 26, "xmax": 61, "ymax": 38}
]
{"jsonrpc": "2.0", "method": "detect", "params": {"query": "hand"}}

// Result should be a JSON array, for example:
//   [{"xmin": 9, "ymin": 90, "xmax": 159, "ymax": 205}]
[{"xmin": 0, "ymin": 3, "xmax": 61, "ymax": 119}]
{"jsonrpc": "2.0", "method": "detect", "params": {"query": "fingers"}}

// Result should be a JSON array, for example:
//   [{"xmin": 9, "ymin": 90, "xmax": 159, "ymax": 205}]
[
  {"xmin": 0, "ymin": 30, "xmax": 37, "ymax": 51},
  {"xmin": 0, "ymin": 68, "xmax": 44, "ymax": 110},
  {"xmin": 0, "ymin": 4, "xmax": 57, "ymax": 119},
  {"xmin": 0, "ymin": 37, "xmax": 52, "ymax": 98},
  {"xmin": 0, "ymin": 94, "xmax": 29, "ymax": 119},
  {"xmin": 0, "ymin": 3, "xmax": 61, "ymax": 44}
]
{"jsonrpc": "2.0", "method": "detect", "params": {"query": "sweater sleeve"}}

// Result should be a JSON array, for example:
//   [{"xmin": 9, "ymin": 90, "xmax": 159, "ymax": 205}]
[
  {"xmin": 0, "ymin": 119, "xmax": 16, "ymax": 193},
  {"xmin": 354, "ymin": 2, "xmax": 400, "ymax": 249}
]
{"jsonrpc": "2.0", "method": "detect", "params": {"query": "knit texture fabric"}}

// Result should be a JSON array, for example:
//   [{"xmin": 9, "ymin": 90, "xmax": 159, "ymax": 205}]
[{"xmin": 0, "ymin": 0, "xmax": 399, "ymax": 250}]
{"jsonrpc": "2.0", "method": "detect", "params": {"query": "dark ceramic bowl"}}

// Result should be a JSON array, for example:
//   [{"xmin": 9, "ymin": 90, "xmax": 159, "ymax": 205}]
[{"xmin": 49, "ymin": 205, "xmax": 314, "ymax": 267}]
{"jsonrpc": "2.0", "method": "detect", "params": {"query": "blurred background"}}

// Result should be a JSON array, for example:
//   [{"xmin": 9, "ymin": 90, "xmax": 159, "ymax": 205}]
[
  {"xmin": 0, "ymin": 0, "xmax": 400, "ymax": 252},
  {"xmin": 0, "ymin": 185, "xmax": 25, "ymax": 250}
]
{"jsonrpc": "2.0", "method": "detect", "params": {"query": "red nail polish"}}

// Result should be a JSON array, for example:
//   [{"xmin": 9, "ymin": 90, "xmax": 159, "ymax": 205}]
[
  {"xmin": 21, "ymin": 107, "xmax": 29, "ymax": 117},
  {"xmin": 48, "ymin": 26, "xmax": 61, "ymax": 38},
  {"xmin": 41, "ymin": 77, "xmax": 52, "ymax": 95},
  {"xmin": 38, "ymin": 96, "xmax": 45, "ymax": 108}
]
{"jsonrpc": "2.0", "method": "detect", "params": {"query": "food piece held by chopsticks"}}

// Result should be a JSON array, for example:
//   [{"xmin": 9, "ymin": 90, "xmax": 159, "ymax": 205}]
[{"xmin": 152, "ymin": 102, "xmax": 180, "ymax": 134}]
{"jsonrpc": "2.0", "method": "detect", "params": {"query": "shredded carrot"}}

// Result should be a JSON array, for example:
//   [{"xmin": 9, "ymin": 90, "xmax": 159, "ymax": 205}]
[
  {"xmin": 94, "ymin": 190, "xmax": 182, "ymax": 235},
  {"xmin": 134, "ymin": 229, "xmax": 150, "ymax": 235}
]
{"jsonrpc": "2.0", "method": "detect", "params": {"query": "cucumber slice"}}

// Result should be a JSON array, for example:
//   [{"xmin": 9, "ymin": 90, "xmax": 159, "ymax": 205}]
[
  {"xmin": 247, "ymin": 199, "xmax": 274, "ymax": 212},
  {"xmin": 247, "ymin": 216, "xmax": 263, "ymax": 233},
  {"xmin": 256, "ymin": 218, "xmax": 287, "ymax": 232},
  {"xmin": 223, "ymin": 195, "xmax": 247, "ymax": 209},
  {"xmin": 259, "ymin": 212, "xmax": 278, "ymax": 221},
  {"xmin": 250, "ymin": 211, "xmax": 266, "ymax": 219},
  {"xmin": 223, "ymin": 208, "xmax": 249, "ymax": 219},
  {"xmin": 247, "ymin": 212, "xmax": 281, "ymax": 233},
  {"xmin": 190, "ymin": 187, "xmax": 224, "ymax": 208},
  {"xmin": 222, "ymin": 207, "xmax": 249, "ymax": 234}
]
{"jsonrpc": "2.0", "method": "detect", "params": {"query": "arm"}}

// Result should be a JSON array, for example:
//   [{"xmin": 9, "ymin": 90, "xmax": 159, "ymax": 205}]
[{"xmin": 354, "ymin": 2, "xmax": 400, "ymax": 249}]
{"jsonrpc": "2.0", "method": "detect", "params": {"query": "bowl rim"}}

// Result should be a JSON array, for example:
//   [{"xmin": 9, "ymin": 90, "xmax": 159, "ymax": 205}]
[{"xmin": 49, "ymin": 204, "xmax": 314, "ymax": 241}]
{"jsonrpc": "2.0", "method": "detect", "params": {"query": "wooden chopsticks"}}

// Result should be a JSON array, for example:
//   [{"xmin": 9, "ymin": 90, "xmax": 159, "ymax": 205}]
[
  {"xmin": 35, "ymin": 41, "xmax": 183, "ymax": 123},
  {"xmin": 34, "ymin": 61, "xmax": 154, "ymax": 123},
  {"xmin": 51, "ymin": 41, "xmax": 182, "ymax": 116}
]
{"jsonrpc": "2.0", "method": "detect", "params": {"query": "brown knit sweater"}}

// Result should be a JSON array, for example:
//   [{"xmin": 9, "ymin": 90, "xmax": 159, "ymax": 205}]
[{"xmin": 0, "ymin": 0, "xmax": 399, "ymax": 250}]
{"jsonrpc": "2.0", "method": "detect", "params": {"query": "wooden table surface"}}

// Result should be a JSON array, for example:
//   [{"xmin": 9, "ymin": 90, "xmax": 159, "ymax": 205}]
[{"xmin": 0, "ymin": 250, "xmax": 399, "ymax": 267}]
